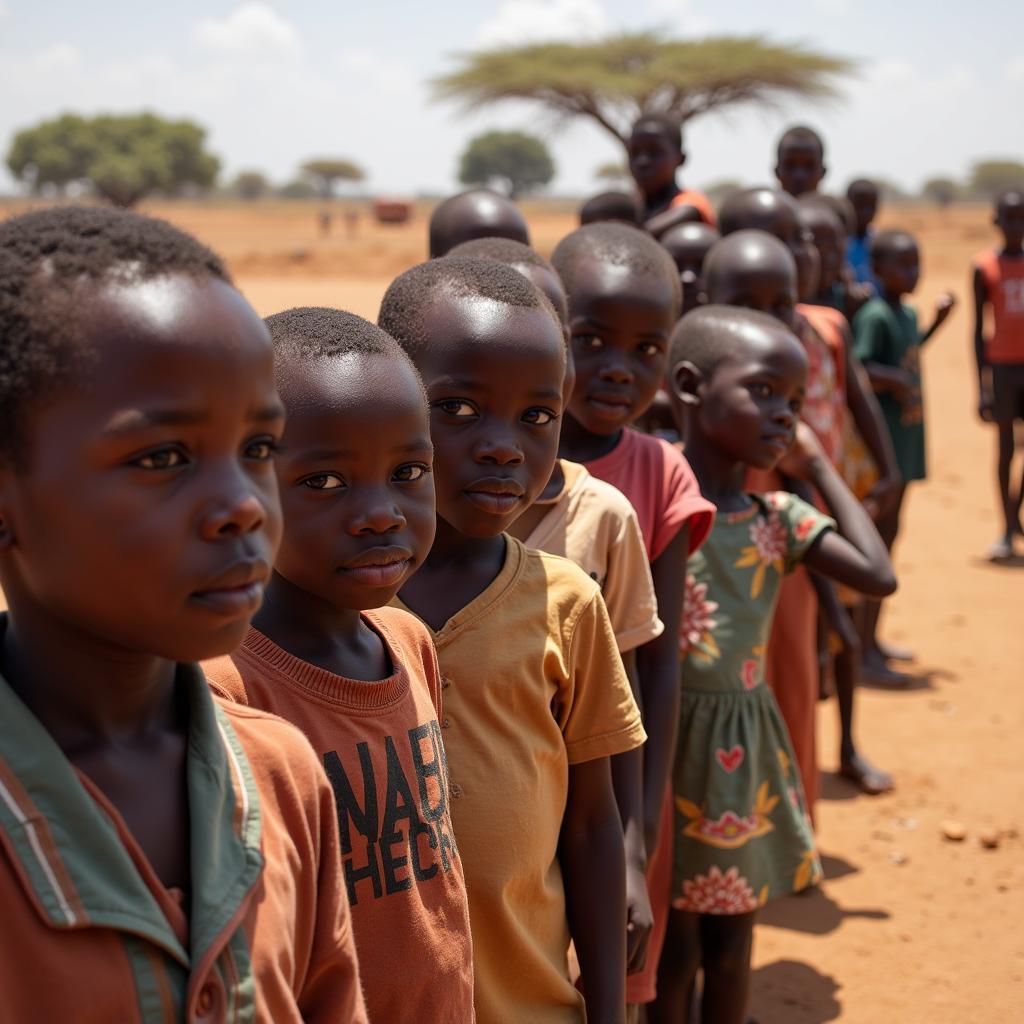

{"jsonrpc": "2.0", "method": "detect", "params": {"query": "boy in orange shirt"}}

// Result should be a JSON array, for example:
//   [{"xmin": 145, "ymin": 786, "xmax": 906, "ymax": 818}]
[
  {"xmin": 973, "ymin": 189, "xmax": 1024, "ymax": 560},
  {"xmin": 380, "ymin": 255, "xmax": 646, "ymax": 1023},
  {"xmin": 0, "ymin": 207, "xmax": 366, "ymax": 1023},
  {"xmin": 205, "ymin": 308, "xmax": 475, "ymax": 1023}
]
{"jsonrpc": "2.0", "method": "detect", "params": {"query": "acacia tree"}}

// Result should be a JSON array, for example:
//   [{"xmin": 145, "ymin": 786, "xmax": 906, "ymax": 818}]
[
  {"xmin": 968, "ymin": 160, "xmax": 1024, "ymax": 200},
  {"xmin": 433, "ymin": 32, "xmax": 853, "ymax": 153},
  {"xmin": 459, "ymin": 131, "xmax": 554, "ymax": 197},
  {"xmin": 301, "ymin": 158, "xmax": 365, "ymax": 198}
]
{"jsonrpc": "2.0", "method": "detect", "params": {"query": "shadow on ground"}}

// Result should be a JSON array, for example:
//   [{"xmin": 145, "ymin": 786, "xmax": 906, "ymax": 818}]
[
  {"xmin": 758, "ymin": 872, "xmax": 889, "ymax": 937},
  {"xmin": 750, "ymin": 959, "xmax": 842, "ymax": 1023}
]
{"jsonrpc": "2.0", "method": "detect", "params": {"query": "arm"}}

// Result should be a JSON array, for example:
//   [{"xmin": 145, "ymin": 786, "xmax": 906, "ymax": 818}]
[
  {"xmin": 561, "ymin": 756, "xmax": 627, "ymax": 1024},
  {"xmin": 780, "ymin": 424, "xmax": 897, "ymax": 597},
  {"xmin": 972, "ymin": 267, "xmax": 994, "ymax": 421},
  {"xmin": 610, "ymin": 670, "xmax": 653, "ymax": 974},
  {"xmin": 635, "ymin": 523, "xmax": 689, "ymax": 853},
  {"xmin": 920, "ymin": 291, "xmax": 956, "ymax": 345}
]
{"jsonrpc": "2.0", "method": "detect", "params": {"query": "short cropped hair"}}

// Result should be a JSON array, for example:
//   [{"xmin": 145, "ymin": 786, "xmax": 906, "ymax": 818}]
[
  {"xmin": 717, "ymin": 187, "xmax": 797, "ymax": 237},
  {"xmin": 870, "ymin": 229, "xmax": 918, "ymax": 266},
  {"xmin": 777, "ymin": 125, "xmax": 825, "ymax": 161},
  {"xmin": 0, "ymin": 204, "xmax": 228, "ymax": 467},
  {"xmin": 378, "ymin": 255, "xmax": 560, "ymax": 356},
  {"xmin": 551, "ymin": 222, "xmax": 683, "ymax": 316},
  {"xmin": 846, "ymin": 178, "xmax": 878, "ymax": 198},
  {"xmin": 447, "ymin": 236, "xmax": 552, "ymax": 273},
  {"xmin": 670, "ymin": 304, "xmax": 796, "ymax": 378},
  {"xmin": 579, "ymin": 191, "xmax": 642, "ymax": 226}
]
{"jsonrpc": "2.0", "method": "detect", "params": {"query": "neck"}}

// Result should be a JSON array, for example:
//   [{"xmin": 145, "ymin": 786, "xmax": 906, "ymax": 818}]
[
  {"xmin": 683, "ymin": 429, "xmax": 749, "ymax": 512},
  {"xmin": 0, "ymin": 602, "xmax": 179, "ymax": 749},
  {"xmin": 253, "ymin": 571, "xmax": 365, "ymax": 665},
  {"xmin": 423, "ymin": 514, "xmax": 505, "ymax": 570},
  {"xmin": 882, "ymin": 288, "xmax": 905, "ymax": 306},
  {"xmin": 558, "ymin": 414, "xmax": 622, "ymax": 463},
  {"xmin": 644, "ymin": 180, "xmax": 680, "ymax": 214}
]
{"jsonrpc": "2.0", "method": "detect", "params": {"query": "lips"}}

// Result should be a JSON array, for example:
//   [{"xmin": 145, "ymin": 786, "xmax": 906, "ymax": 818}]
[
  {"xmin": 761, "ymin": 432, "xmax": 794, "ymax": 457},
  {"xmin": 190, "ymin": 560, "xmax": 269, "ymax": 616},
  {"xmin": 586, "ymin": 390, "xmax": 634, "ymax": 421},
  {"xmin": 338, "ymin": 546, "xmax": 414, "ymax": 588},
  {"xmin": 463, "ymin": 477, "xmax": 525, "ymax": 516}
]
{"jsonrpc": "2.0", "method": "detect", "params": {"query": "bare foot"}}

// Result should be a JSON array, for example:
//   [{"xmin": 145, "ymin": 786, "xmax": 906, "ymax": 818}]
[
  {"xmin": 861, "ymin": 652, "xmax": 913, "ymax": 687},
  {"xmin": 840, "ymin": 753, "xmax": 895, "ymax": 795}
]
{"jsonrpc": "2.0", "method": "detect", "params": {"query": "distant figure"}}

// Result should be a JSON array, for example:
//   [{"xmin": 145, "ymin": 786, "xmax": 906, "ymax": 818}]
[
  {"xmin": 427, "ymin": 187, "xmax": 530, "ymax": 257},
  {"xmin": 972, "ymin": 189, "xmax": 1024, "ymax": 560},
  {"xmin": 659, "ymin": 221, "xmax": 720, "ymax": 315},
  {"xmin": 579, "ymin": 190, "xmax": 642, "ymax": 226},
  {"xmin": 343, "ymin": 206, "xmax": 359, "ymax": 237},
  {"xmin": 774, "ymin": 125, "xmax": 826, "ymax": 198},
  {"xmin": 846, "ymin": 179, "xmax": 881, "ymax": 292},
  {"xmin": 318, "ymin": 208, "xmax": 332, "ymax": 237},
  {"xmin": 627, "ymin": 113, "xmax": 717, "ymax": 237}
]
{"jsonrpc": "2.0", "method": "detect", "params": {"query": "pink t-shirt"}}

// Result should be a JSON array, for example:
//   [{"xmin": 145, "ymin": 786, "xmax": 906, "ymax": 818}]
[{"xmin": 585, "ymin": 428, "xmax": 714, "ymax": 562}]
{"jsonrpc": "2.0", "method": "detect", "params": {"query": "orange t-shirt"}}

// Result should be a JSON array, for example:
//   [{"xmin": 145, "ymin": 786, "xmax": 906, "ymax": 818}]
[
  {"xmin": 975, "ymin": 249, "xmax": 1024, "ymax": 364},
  {"xmin": 671, "ymin": 188, "xmax": 717, "ymax": 227},
  {"xmin": 205, "ymin": 609, "xmax": 475, "ymax": 1024}
]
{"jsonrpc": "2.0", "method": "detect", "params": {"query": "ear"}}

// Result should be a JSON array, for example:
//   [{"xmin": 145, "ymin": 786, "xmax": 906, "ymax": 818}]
[
  {"xmin": 670, "ymin": 359, "xmax": 704, "ymax": 406},
  {"xmin": 678, "ymin": 149, "xmax": 687, "ymax": 170}
]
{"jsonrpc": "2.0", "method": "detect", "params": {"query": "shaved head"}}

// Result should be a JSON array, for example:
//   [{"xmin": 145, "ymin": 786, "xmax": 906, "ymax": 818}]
[
  {"xmin": 703, "ymin": 230, "xmax": 797, "ymax": 300},
  {"xmin": 718, "ymin": 187, "xmax": 801, "ymax": 248},
  {"xmin": 428, "ymin": 188, "xmax": 530, "ymax": 258}
]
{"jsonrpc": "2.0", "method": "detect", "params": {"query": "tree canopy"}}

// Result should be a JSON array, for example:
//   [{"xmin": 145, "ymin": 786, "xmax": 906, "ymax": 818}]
[
  {"xmin": 921, "ymin": 177, "xmax": 958, "ymax": 207},
  {"xmin": 968, "ymin": 160, "xmax": 1024, "ymax": 200},
  {"xmin": 433, "ymin": 32, "xmax": 854, "ymax": 152},
  {"xmin": 459, "ymin": 130, "xmax": 554, "ymax": 197},
  {"xmin": 6, "ymin": 113, "xmax": 219, "ymax": 206},
  {"xmin": 300, "ymin": 158, "xmax": 365, "ymax": 198},
  {"xmin": 230, "ymin": 170, "xmax": 271, "ymax": 200}
]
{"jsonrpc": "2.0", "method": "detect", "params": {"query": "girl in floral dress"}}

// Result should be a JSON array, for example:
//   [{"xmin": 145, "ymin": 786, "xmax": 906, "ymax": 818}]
[{"xmin": 649, "ymin": 306, "xmax": 896, "ymax": 1024}]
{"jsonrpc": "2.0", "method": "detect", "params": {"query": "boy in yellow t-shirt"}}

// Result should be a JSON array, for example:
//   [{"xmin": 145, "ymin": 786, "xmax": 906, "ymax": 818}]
[{"xmin": 379, "ymin": 255, "xmax": 646, "ymax": 1023}]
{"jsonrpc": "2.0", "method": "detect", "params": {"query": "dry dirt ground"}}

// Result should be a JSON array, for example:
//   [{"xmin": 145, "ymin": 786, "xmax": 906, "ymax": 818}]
[{"xmin": 2, "ymin": 198, "xmax": 1022, "ymax": 1022}]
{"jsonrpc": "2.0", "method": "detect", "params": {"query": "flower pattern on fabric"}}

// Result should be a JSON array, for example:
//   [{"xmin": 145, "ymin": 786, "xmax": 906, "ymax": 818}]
[
  {"xmin": 680, "ymin": 574, "xmax": 720, "ymax": 661},
  {"xmin": 735, "ymin": 512, "xmax": 787, "ymax": 598},
  {"xmin": 676, "ymin": 782, "xmax": 780, "ymax": 850},
  {"xmin": 673, "ymin": 866, "xmax": 759, "ymax": 914}
]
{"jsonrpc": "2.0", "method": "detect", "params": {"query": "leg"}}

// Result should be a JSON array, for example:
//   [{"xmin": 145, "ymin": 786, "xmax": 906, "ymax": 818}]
[
  {"xmin": 836, "ymin": 626, "xmax": 893, "ymax": 794},
  {"xmin": 648, "ymin": 908, "xmax": 701, "ymax": 1024},
  {"xmin": 861, "ymin": 485, "xmax": 910, "ymax": 682},
  {"xmin": 698, "ymin": 912, "xmax": 757, "ymax": 1024},
  {"xmin": 988, "ymin": 421, "xmax": 1017, "ymax": 558}
]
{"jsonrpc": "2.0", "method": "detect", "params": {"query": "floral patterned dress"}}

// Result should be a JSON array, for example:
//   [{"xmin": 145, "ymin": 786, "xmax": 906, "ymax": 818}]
[{"xmin": 671, "ymin": 492, "xmax": 832, "ymax": 914}]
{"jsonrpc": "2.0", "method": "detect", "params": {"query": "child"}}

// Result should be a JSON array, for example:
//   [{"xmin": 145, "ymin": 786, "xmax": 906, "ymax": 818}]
[
  {"xmin": 854, "ymin": 231, "xmax": 955, "ymax": 679},
  {"xmin": 846, "ymin": 178, "xmax": 881, "ymax": 291},
  {"xmin": 627, "ymin": 113, "xmax": 717, "ymax": 234},
  {"xmin": 660, "ymin": 221, "xmax": 721, "ymax": 316},
  {"xmin": 651, "ymin": 305, "xmax": 896, "ymax": 1024},
  {"xmin": 378, "ymin": 255, "xmax": 646, "ymax": 1023},
  {"xmin": 551, "ymin": 222, "xmax": 716, "ymax": 1013},
  {"xmin": 972, "ymin": 189, "xmax": 1024, "ymax": 560},
  {"xmin": 428, "ymin": 187, "xmax": 530, "ymax": 257},
  {"xmin": 580, "ymin": 190, "xmax": 643, "ymax": 227},
  {"xmin": 204, "ymin": 307, "xmax": 475, "ymax": 1023},
  {"xmin": 774, "ymin": 124, "xmax": 826, "ymax": 197},
  {"xmin": 0, "ymin": 207, "xmax": 367, "ymax": 1021}
]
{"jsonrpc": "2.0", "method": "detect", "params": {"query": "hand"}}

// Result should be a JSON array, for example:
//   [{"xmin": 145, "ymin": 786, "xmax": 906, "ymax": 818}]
[
  {"xmin": 888, "ymin": 368, "xmax": 917, "ymax": 405},
  {"xmin": 933, "ymin": 291, "xmax": 956, "ymax": 326},
  {"xmin": 978, "ymin": 387, "xmax": 995, "ymax": 423},
  {"xmin": 625, "ymin": 861, "xmax": 653, "ymax": 975},
  {"xmin": 777, "ymin": 421, "xmax": 828, "ymax": 481},
  {"xmin": 862, "ymin": 473, "xmax": 901, "ymax": 521}
]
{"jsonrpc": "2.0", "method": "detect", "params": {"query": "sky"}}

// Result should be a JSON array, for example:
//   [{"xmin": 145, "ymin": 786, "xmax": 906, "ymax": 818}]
[{"xmin": 1, "ymin": 0, "xmax": 1021, "ymax": 197}]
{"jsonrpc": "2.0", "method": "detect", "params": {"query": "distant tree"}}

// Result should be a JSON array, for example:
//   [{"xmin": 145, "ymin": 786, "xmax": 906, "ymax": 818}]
[
  {"xmin": 300, "ymin": 158, "xmax": 365, "ymax": 198},
  {"xmin": 277, "ymin": 179, "xmax": 317, "ymax": 200},
  {"xmin": 6, "ymin": 113, "xmax": 219, "ymax": 206},
  {"xmin": 230, "ymin": 170, "xmax": 270, "ymax": 200},
  {"xmin": 434, "ymin": 33, "xmax": 853, "ymax": 156},
  {"xmin": 595, "ymin": 161, "xmax": 629, "ymax": 183},
  {"xmin": 967, "ymin": 159, "xmax": 1024, "ymax": 200},
  {"xmin": 921, "ymin": 177, "xmax": 959, "ymax": 208},
  {"xmin": 458, "ymin": 130, "xmax": 554, "ymax": 197}
]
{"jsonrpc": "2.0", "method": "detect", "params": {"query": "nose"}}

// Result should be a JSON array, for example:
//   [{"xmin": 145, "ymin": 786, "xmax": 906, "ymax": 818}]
[
  {"xmin": 473, "ymin": 427, "xmax": 524, "ymax": 466},
  {"xmin": 349, "ymin": 489, "xmax": 406, "ymax": 536},
  {"xmin": 199, "ymin": 468, "xmax": 272, "ymax": 541},
  {"xmin": 772, "ymin": 402, "xmax": 797, "ymax": 430},
  {"xmin": 597, "ymin": 353, "xmax": 633, "ymax": 385}
]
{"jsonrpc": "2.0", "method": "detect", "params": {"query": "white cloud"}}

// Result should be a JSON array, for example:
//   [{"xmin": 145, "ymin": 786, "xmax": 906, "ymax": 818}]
[
  {"xmin": 476, "ymin": 0, "xmax": 611, "ymax": 47},
  {"xmin": 194, "ymin": 3, "xmax": 300, "ymax": 57}
]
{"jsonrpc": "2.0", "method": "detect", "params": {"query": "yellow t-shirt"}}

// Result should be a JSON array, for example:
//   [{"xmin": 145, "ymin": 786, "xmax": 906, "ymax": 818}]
[
  {"xmin": 521, "ymin": 459, "xmax": 663, "ymax": 654},
  {"xmin": 393, "ymin": 537, "xmax": 646, "ymax": 1023}
]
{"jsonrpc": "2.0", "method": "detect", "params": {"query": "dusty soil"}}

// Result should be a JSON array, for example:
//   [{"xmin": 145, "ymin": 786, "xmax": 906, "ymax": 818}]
[{"xmin": 2, "ymin": 198, "xmax": 1021, "ymax": 1021}]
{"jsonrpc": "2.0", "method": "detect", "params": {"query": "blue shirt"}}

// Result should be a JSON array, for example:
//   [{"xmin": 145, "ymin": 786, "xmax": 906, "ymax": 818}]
[{"xmin": 847, "ymin": 232, "xmax": 879, "ymax": 294}]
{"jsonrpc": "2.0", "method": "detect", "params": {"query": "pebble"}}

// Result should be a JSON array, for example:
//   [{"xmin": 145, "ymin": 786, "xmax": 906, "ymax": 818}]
[
  {"xmin": 941, "ymin": 820, "xmax": 967, "ymax": 841},
  {"xmin": 888, "ymin": 851, "xmax": 909, "ymax": 866},
  {"xmin": 980, "ymin": 831, "xmax": 1001, "ymax": 850}
]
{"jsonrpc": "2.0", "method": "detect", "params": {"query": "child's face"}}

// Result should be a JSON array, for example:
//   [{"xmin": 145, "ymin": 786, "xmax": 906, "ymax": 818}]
[
  {"xmin": 272, "ymin": 353, "xmax": 435, "ymax": 610},
  {"xmin": 775, "ymin": 140, "xmax": 825, "ymax": 197},
  {"xmin": 0, "ymin": 277, "xmax": 284, "ymax": 662},
  {"xmin": 794, "ymin": 230, "xmax": 822, "ymax": 302},
  {"xmin": 804, "ymin": 217, "xmax": 844, "ymax": 290},
  {"xmin": 876, "ymin": 245, "xmax": 920, "ymax": 297},
  {"xmin": 662, "ymin": 230, "xmax": 717, "ymax": 313},
  {"xmin": 566, "ymin": 260, "xmax": 677, "ymax": 436},
  {"xmin": 707, "ymin": 262, "xmax": 799, "ymax": 331},
  {"xmin": 628, "ymin": 127, "xmax": 682, "ymax": 196},
  {"xmin": 996, "ymin": 200, "xmax": 1024, "ymax": 249},
  {"xmin": 683, "ymin": 327, "xmax": 807, "ymax": 469},
  {"xmin": 415, "ymin": 296, "xmax": 565, "ymax": 539},
  {"xmin": 849, "ymin": 189, "xmax": 878, "ymax": 236}
]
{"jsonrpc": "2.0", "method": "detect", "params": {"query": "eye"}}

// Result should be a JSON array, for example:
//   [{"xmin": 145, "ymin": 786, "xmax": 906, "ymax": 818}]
[
  {"xmin": 435, "ymin": 399, "xmax": 476, "ymax": 418},
  {"xmin": 637, "ymin": 342, "xmax": 662, "ymax": 358},
  {"xmin": 574, "ymin": 333, "xmax": 604, "ymax": 350},
  {"xmin": 244, "ymin": 436, "xmax": 279, "ymax": 461},
  {"xmin": 393, "ymin": 463, "xmax": 429, "ymax": 482},
  {"xmin": 750, "ymin": 382, "xmax": 773, "ymax": 398},
  {"xmin": 522, "ymin": 408, "xmax": 556, "ymax": 426},
  {"xmin": 301, "ymin": 473, "xmax": 345, "ymax": 491},
  {"xmin": 133, "ymin": 446, "xmax": 187, "ymax": 470},
  {"xmin": 789, "ymin": 397, "xmax": 803, "ymax": 414}
]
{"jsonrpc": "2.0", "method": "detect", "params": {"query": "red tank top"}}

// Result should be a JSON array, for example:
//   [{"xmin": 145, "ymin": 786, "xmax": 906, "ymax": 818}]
[{"xmin": 975, "ymin": 249, "xmax": 1024, "ymax": 364}]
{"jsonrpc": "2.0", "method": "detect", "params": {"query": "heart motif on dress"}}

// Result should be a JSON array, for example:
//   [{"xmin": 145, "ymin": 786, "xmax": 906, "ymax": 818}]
[{"xmin": 715, "ymin": 745, "xmax": 745, "ymax": 773}]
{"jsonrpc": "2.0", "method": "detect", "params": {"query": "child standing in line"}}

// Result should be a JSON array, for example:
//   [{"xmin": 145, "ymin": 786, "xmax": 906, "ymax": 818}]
[
  {"xmin": 379, "ymin": 255, "xmax": 646, "ymax": 1024},
  {"xmin": 854, "ymin": 230, "xmax": 956, "ymax": 680},
  {"xmin": 972, "ymin": 189, "xmax": 1024, "ymax": 560},
  {"xmin": 651, "ymin": 306, "xmax": 896, "ymax": 1024},
  {"xmin": 580, "ymin": 191, "xmax": 644, "ymax": 227},
  {"xmin": 204, "ymin": 308, "xmax": 475, "ymax": 1023},
  {"xmin": 847, "ymin": 178, "xmax": 882, "ymax": 292},
  {"xmin": 0, "ymin": 207, "xmax": 367, "ymax": 1022},
  {"xmin": 428, "ymin": 188, "xmax": 530, "ymax": 257},
  {"xmin": 551, "ymin": 223, "xmax": 716, "ymax": 1015},
  {"xmin": 660, "ymin": 221, "xmax": 721, "ymax": 316},
  {"xmin": 627, "ymin": 114, "xmax": 717, "ymax": 235},
  {"xmin": 774, "ymin": 124, "xmax": 827, "ymax": 198}
]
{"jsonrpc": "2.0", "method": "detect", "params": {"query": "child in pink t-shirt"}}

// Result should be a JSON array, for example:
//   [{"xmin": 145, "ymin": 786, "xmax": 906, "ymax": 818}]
[{"xmin": 553, "ymin": 222, "xmax": 715, "ymax": 1009}]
